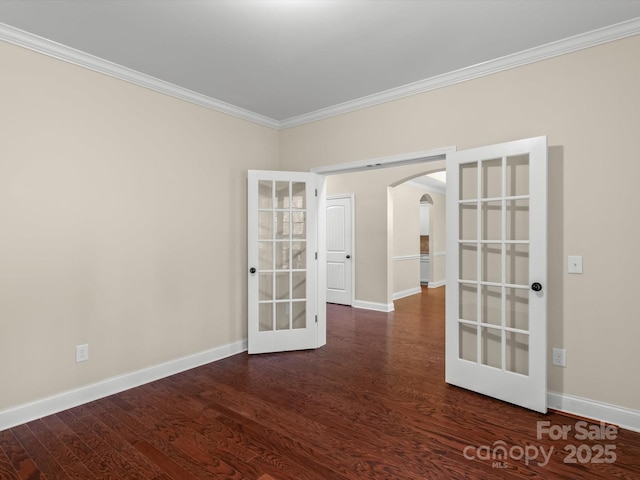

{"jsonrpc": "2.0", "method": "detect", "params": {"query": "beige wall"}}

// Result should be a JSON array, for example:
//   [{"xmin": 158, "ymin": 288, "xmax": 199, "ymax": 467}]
[
  {"xmin": 282, "ymin": 36, "xmax": 640, "ymax": 411},
  {"xmin": 392, "ymin": 183, "xmax": 422, "ymax": 256},
  {"xmin": 0, "ymin": 41, "xmax": 279, "ymax": 410},
  {"xmin": 428, "ymin": 191, "xmax": 446, "ymax": 286},
  {"xmin": 391, "ymin": 182, "xmax": 423, "ymax": 297}
]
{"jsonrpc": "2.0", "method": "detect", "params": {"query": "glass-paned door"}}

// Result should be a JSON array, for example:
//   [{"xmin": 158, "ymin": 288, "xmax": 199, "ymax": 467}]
[
  {"xmin": 248, "ymin": 170, "xmax": 319, "ymax": 354},
  {"xmin": 446, "ymin": 137, "xmax": 548, "ymax": 413}
]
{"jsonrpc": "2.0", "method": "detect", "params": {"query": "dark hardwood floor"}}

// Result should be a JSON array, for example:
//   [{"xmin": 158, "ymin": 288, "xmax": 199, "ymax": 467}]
[{"xmin": 2, "ymin": 286, "xmax": 639, "ymax": 479}]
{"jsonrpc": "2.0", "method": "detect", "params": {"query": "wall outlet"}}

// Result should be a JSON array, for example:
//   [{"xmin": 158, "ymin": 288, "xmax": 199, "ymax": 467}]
[
  {"xmin": 76, "ymin": 344, "xmax": 89, "ymax": 363},
  {"xmin": 552, "ymin": 348, "xmax": 566, "ymax": 367}
]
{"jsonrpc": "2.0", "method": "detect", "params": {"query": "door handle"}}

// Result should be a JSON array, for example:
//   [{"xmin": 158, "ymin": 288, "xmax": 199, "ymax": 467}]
[
  {"xmin": 249, "ymin": 267, "xmax": 256, "ymax": 274},
  {"xmin": 531, "ymin": 282, "xmax": 542, "ymax": 292},
  {"xmin": 346, "ymin": 255, "xmax": 351, "ymax": 259}
]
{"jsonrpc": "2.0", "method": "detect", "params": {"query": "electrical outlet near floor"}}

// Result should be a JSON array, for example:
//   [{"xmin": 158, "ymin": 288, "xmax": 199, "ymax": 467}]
[
  {"xmin": 552, "ymin": 348, "xmax": 566, "ymax": 367},
  {"xmin": 76, "ymin": 344, "xmax": 89, "ymax": 363}
]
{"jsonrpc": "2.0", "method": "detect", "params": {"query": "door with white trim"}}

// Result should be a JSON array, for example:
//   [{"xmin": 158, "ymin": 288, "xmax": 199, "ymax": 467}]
[
  {"xmin": 248, "ymin": 170, "xmax": 321, "ymax": 354},
  {"xmin": 326, "ymin": 195, "xmax": 353, "ymax": 305},
  {"xmin": 445, "ymin": 136, "xmax": 548, "ymax": 413}
]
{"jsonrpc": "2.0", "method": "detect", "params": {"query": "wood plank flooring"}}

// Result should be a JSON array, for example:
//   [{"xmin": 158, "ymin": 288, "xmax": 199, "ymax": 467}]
[{"xmin": 2, "ymin": 286, "xmax": 639, "ymax": 479}]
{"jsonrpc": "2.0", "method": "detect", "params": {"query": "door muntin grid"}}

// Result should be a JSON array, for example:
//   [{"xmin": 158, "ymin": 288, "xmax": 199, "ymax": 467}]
[
  {"xmin": 258, "ymin": 180, "xmax": 308, "ymax": 332},
  {"xmin": 458, "ymin": 155, "xmax": 530, "ymax": 376}
]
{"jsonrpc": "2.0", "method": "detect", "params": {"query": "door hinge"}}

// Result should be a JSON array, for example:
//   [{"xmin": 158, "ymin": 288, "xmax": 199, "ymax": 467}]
[
  {"xmin": 315, "ymin": 315, "xmax": 318, "ymax": 323},
  {"xmin": 315, "ymin": 189, "xmax": 318, "ymax": 197},
  {"xmin": 315, "ymin": 252, "xmax": 318, "ymax": 260}
]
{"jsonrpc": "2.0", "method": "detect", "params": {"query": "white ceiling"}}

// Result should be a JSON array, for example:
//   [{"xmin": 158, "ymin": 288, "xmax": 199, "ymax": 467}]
[{"xmin": 1, "ymin": 0, "xmax": 640, "ymax": 125}]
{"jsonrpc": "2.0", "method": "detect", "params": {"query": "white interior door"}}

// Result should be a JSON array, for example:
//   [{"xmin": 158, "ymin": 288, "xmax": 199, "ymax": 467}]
[
  {"xmin": 326, "ymin": 195, "xmax": 353, "ymax": 305},
  {"xmin": 248, "ymin": 170, "xmax": 322, "ymax": 354},
  {"xmin": 445, "ymin": 136, "xmax": 548, "ymax": 413}
]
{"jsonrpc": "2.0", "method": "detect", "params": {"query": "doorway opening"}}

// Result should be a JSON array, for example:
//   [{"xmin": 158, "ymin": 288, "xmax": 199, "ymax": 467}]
[{"xmin": 314, "ymin": 147, "xmax": 453, "ymax": 311}]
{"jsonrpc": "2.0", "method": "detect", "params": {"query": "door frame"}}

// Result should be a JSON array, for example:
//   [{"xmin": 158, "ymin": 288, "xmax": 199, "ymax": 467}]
[
  {"xmin": 326, "ymin": 194, "xmax": 356, "ymax": 306},
  {"xmin": 311, "ymin": 147, "xmax": 455, "ymax": 176},
  {"xmin": 312, "ymin": 146, "xmax": 456, "ymax": 309}
]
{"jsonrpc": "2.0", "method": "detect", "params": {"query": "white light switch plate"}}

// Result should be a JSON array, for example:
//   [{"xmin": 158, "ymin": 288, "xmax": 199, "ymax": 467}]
[
  {"xmin": 568, "ymin": 256, "xmax": 583, "ymax": 274},
  {"xmin": 76, "ymin": 344, "xmax": 89, "ymax": 363}
]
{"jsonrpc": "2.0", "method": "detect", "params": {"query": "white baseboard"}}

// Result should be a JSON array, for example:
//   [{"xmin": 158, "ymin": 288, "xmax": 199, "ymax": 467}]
[
  {"xmin": 548, "ymin": 391, "xmax": 640, "ymax": 433},
  {"xmin": 428, "ymin": 279, "xmax": 446, "ymax": 288},
  {"xmin": 353, "ymin": 300, "xmax": 395, "ymax": 312},
  {"xmin": 0, "ymin": 339, "xmax": 247, "ymax": 432},
  {"xmin": 393, "ymin": 287, "xmax": 422, "ymax": 301}
]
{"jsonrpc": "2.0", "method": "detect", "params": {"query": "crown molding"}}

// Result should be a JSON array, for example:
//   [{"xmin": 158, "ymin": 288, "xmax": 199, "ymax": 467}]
[
  {"xmin": 279, "ymin": 17, "xmax": 640, "ymax": 129},
  {"xmin": 1, "ymin": 17, "xmax": 639, "ymax": 132},
  {"xmin": 0, "ymin": 22, "xmax": 280, "ymax": 130}
]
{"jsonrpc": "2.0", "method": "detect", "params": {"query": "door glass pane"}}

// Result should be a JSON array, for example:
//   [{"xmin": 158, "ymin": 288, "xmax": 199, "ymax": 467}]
[
  {"xmin": 259, "ymin": 303, "xmax": 273, "ymax": 331},
  {"xmin": 292, "ymin": 301, "xmax": 306, "ymax": 329},
  {"xmin": 275, "ymin": 242, "xmax": 290, "ymax": 269},
  {"xmin": 459, "ymin": 244, "xmax": 477, "ymax": 281},
  {"xmin": 459, "ymin": 284, "xmax": 477, "ymax": 322},
  {"xmin": 506, "ymin": 244, "xmax": 529, "ymax": 286},
  {"xmin": 259, "ymin": 242, "xmax": 273, "ymax": 270},
  {"xmin": 506, "ymin": 199, "xmax": 529, "ymax": 241},
  {"xmin": 460, "ymin": 162, "xmax": 478, "ymax": 200},
  {"xmin": 506, "ymin": 331, "xmax": 529, "ymax": 375},
  {"xmin": 291, "ymin": 182, "xmax": 306, "ymax": 209},
  {"xmin": 259, "ymin": 211, "xmax": 273, "ymax": 240},
  {"xmin": 292, "ymin": 271, "xmax": 306, "ymax": 299},
  {"xmin": 481, "ymin": 244, "xmax": 502, "ymax": 283},
  {"xmin": 275, "ymin": 181, "xmax": 289, "ymax": 209},
  {"xmin": 276, "ymin": 272, "xmax": 289, "ymax": 300},
  {"xmin": 459, "ymin": 204, "xmax": 478, "ymax": 240},
  {"xmin": 275, "ymin": 212, "xmax": 290, "ymax": 239},
  {"xmin": 276, "ymin": 303, "xmax": 290, "ymax": 330},
  {"xmin": 459, "ymin": 323, "xmax": 477, "ymax": 362},
  {"xmin": 481, "ymin": 286, "xmax": 501, "ymax": 326},
  {"xmin": 481, "ymin": 326, "xmax": 502, "ymax": 369},
  {"xmin": 258, "ymin": 180, "xmax": 273, "ymax": 209},
  {"xmin": 259, "ymin": 273, "xmax": 273, "ymax": 301},
  {"xmin": 506, "ymin": 288, "xmax": 529, "ymax": 330},
  {"xmin": 292, "ymin": 241, "xmax": 306, "ymax": 269},
  {"xmin": 506, "ymin": 154, "xmax": 529, "ymax": 197},
  {"xmin": 292, "ymin": 211, "xmax": 306, "ymax": 239},
  {"xmin": 482, "ymin": 158, "xmax": 502, "ymax": 199},
  {"xmin": 482, "ymin": 201, "xmax": 501, "ymax": 241}
]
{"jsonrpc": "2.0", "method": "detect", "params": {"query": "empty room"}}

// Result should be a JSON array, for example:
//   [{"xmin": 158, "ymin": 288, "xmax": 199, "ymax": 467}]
[{"xmin": 1, "ymin": 1, "xmax": 640, "ymax": 478}]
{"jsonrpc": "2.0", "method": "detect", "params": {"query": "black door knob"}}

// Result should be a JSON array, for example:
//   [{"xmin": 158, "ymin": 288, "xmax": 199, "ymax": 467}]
[
  {"xmin": 531, "ymin": 282, "xmax": 542, "ymax": 292},
  {"xmin": 249, "ymin": 267, "xmax": 256, "ymax": 274},
  {"xmin": 346, "ymin": 255, "xmax": 351, "ymax": 259}
]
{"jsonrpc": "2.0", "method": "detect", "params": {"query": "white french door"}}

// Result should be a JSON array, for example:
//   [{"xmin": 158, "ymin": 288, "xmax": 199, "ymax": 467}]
[
  {"xmin": 326, "ymin": 195, "xmax": 353, "ymax": 306},
  {"xmin": 247, "ymin": 170, "xmax": 323, "ymax": 354},
  {"xmin": 445, "ymin": 136, "xmax": 548, "ymax": 413}
]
